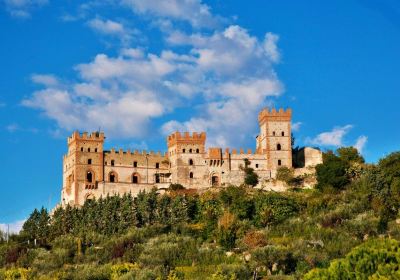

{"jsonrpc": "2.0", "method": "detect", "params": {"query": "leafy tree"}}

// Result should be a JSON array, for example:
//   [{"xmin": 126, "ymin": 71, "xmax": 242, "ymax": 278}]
[
  {"xmin": 304, "ymin": 239, "xmax": 400, "ymax": 279},
  {"xmin": 316, "ymin": 151, "xmax": 350, "ymax": 190},
  {"xmin": 337, "ymin": 146, "xmax": 365, "ymax": 164},
  {"xmin": 242, "ymin": 159, "xmax": 259, "ymax": 187}
]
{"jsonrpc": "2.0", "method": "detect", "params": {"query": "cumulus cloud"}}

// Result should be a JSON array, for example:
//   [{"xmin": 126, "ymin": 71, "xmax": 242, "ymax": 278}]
[
  {"xmin": 354, "ymin": 135, "xmax": 368, "ymax": 153},
  {"xmin": 23, "ymin": 1, "xmax": 283, "ymax": 147},
  {"xmin": 0, "ymin": 220, "xmax": 25, "ymax": 234},
  {"xmin": 4, "ymin": 0, "xmax": 48, "ymax": 18},
  {"xmin": 87, "ymin": 18, "xmax": 139, "ymax": 44},
  {"xmin": 31, "ymin": 74, "xmax": 59, "ymax": 87},
  {"xmin": 308, "ymin": 125, "xmax": 353, "ymax": 147},
  {"xmin": 122, "ymin": 0, "xmax": 221, "ymax": 28}
]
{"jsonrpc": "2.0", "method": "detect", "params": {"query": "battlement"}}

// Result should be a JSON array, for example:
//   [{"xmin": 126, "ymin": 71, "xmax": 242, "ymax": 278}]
[
  {"xmin": 258, "ymin": 108, "xmax": 292, "ymax": 123},
  {"xmin": 68, "ymin": 131, "xmax": 105, "ymax": 144},
  {"xmin": 167, "ymin": 131, "xmax": 206, "ymax": 147},
  {"xmin": 106, "ymin": 148, "xmax": 166, "ymax": 157}
]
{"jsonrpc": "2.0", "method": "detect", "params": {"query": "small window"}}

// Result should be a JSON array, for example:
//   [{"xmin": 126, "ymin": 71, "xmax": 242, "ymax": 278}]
[
  {"xmin": 273, "ymin": 131, "xmax": 276, "ymax": 136},
  {"xmin": 132, "ymin": 174, "xmax": 139, "ymax": 184},
  {"xmin": 111, "ymin": 160, "xmax": 115, "ymax": 166},
  {"xmin": 105, "ymin": 161, "xmax": 107, "ymax": 165},
  {"xmin": 109, "ymin": 172, "xmax": 116, "ymax": 183},
  {"xmin": 88, "ymin": 159, "xmax": 92, "ymax": 164},
  {"xmin": 189, "ymin": 172, "xmax": 193, "ymax": 179},
  {"xmin": 155, "ymin": 174, "xmax": 160, "ymax": 183},
  {"xmin": 189, "ymin": 149, "xmax": 192, "ymax": 153},
  {"xmin": 182, "ymin": 149, "xmax": 186, "ymax": 153},
  {"xmin": 281, "ymin": 131, "xmax": 285, "ymax": 136},
  {"xmin": 88, "ymin": 148, "xmax": 91, "ymax": 152},
  {"xmin": 196, "ymin": 149, "xmax": 200, "ymax": 153},
  {"xmin": 155, "ymin": 163, "xmax": 159, "ymax": 169},
  {"xmin": 81, "ymin": 147, "xmax": 84, "ymax": 152},
  {"xmin": 133, "ymin": 161, "xmax": 138, "ymax": 167},
  {"xmin": 277, "ymin": 144, "xmax": 282, "ymax": 151},
  {"xmin": 86, "ymin": 171, "xmax": 93, "ymax": 183},
  {"xmin": 278, "ymin": 160, "xmax": 282, "ymax": 166},
  {"xmin": 95, "ymin": 148, "xmax": 98, "ymax": 152},
  {"xmin": 255, "ymin": 164, "xmax": 259, "ymax": 168},
  {"xmin": 189, "ymin": 159, "xmax": 194, "ymax": 165}
]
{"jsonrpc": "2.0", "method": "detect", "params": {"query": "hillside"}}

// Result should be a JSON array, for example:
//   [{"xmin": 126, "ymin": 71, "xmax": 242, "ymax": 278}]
[{"xmin": 1, "ymin": 148, "xmax": 400, "ymax": 279}]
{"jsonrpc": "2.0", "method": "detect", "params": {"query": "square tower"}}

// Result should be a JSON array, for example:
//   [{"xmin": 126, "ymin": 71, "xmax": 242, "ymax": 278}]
[
  {"xmin": 62, "ymin": 131, "xmax": 105, "ymax": 206},
  {"xmin": 167, "ymin": 132, "xmax": 207, "ymax": 186},
  {"xmin": 257, "ymin": 108, "xmax": 292, "ymax": 170}
]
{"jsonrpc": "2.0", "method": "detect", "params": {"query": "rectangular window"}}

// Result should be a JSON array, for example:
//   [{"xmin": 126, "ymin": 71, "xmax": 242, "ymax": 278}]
[
  {"xmin": 133, "ymin": 161, "xmax": 138, "ymax": 167},
  {"xmin": 155, "ymin": 163, "xmax": 160, "ymax": 169}
]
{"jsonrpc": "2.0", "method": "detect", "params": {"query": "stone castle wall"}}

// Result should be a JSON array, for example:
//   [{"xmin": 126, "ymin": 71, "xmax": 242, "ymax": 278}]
[{"xmin": 61, "ymin": 108, "xmax": 323, "ymax": 206}]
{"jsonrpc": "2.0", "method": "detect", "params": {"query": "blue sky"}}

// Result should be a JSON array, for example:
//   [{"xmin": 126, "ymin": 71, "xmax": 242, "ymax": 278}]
[{"xmin": 1, "ymin": 0, "xmax": 400, "ymax": 230}]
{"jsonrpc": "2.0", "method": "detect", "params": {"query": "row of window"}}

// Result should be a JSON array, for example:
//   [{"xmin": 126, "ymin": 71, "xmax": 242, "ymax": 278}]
[
  {"xmin": 87, "ymin": 159, "xmax": 161, "ymax": 169},
  {"xmin": 182, "ymin": 148, "xmax": 200, "ymax": 153},
  {"xmin": 80, "ymin": 147, "xmax": 98, "ymax": 152}
]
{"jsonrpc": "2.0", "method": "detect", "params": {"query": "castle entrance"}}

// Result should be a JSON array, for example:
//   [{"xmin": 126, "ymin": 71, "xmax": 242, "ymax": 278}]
[{"xmin": 211, "ymin": 175, "xmax": 219, "ymax": 186}]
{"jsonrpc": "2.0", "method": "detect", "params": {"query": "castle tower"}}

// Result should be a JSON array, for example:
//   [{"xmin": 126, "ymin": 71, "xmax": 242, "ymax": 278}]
[
  {"xmin": 62, "ymin": 131, "xmax": 105, "ymax": 206},
  {"xmin": 257, "ymin": 108, "xmax": 292, "ymax": 170},
  {"xmin": 167, "ymin": 132, "xmax": 207, "ymax": 186}
]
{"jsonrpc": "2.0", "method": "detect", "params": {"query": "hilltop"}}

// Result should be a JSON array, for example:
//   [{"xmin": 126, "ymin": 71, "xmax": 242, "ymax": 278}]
[{"xmin": 1, "ymin": 147, "xmax": 400, "ymax": 279}]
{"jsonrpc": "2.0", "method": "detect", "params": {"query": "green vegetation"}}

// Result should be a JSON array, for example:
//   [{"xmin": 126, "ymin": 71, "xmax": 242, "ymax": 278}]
[{"xmin": 2, "ymin": 149, "xmax": 400, "ymax": 279}]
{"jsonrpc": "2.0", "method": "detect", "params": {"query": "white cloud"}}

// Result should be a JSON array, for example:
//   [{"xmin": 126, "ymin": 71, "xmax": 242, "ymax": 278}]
[
  {"xmin": 31, "ymin": 74, "xmax": 59, "ymax": 87},
  {"xmin": 292, "ymin": 122, "xmax": 302, "ymax": 132},
  {"xmin": 122, "ymin": 0, "xmax": 221, "ymax": 28},
  {"xmin": 0, "ymin": 220, "xmax": 25, "ymax": 234},
  {"xmin": 308, "ymin": 125, "xmax": 353, "ymax": 147},
  {"xmin": 4, "ymin": 0, "xmax": 48, "ymax": 18},
  {"xmin": 87, "ymin": 18, "xmax": 138, "ymax": 44},
  {"xmin": 354, "ymin": 135, "xmax": 368, "ymax": 153},
  {"xmin": 23, "ymin": 3, "xmax": 283, "ymax": 147}
]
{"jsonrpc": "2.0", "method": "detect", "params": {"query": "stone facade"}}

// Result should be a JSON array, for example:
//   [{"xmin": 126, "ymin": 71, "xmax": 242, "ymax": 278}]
[{"xmin": 61, "ymin": 108, "xmax": 322, "ymax": 206}]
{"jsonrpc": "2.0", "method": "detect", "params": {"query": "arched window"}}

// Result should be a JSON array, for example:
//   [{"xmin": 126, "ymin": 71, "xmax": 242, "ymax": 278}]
[
  {"xmin": 211, "ymin": 175, "xmax": 219, "ymax": 186},
  {"xmin": 182, "ymin": 149, "xmax": 186, "ymax": 153},
  {"xmin": 109, "ymin": 172, "xmax": 117, "ymax": 183},
  {"xmin": 88, "ymin": 159, "xmax": 92, "ymax": 164},
  {"xmin": 132, "ymin": 173, "xmax": 139, "ymax": 184},
  {"xmin": 277, "ymin": 144, "xmax": 282, "ymax": 150},
  {"xmin": 88, "ymin": 148, "xmax": 91, "ymax": 152},
  {"xmin": 189, "ymin": 159, "xmax": 194, "ymax": 165},
  {"xmin": 281, "ymin": 131, "xmax": 285, "ymax": 136},
  {"xmin": 196, "ymin": 148, "xmax": 200, "ymax": 153},
  {"xmin": 189, "ymin": 172, "xmax": 193, "ymax": 179},
  {"xmin": 278, "ymin": 159, "xmax": 282, "ymax": 166},
  {"xmin": 95, "ymin": 148, "xmax": 98, "ymax": 152},
  {"xmin": 189, "ymin": 149, "xmax": 192, "ymax": 153},
  {"xmin": 111, "ymin": 160, "xmax": 115, "ymax": 166},
  {"xmin": 133, "ymin": 161, "xmax": 138, "ymax": 167},
  {"xmin": 273, "ymin": 131, "xmax": 276, "ymax": 136},
  {"xmin": 81, "ymin": 147, "xmax": 84, "ymax": 152},
  {"xmin": 86, "ymin": 171, "xmax": 93, "ymax": 183}
]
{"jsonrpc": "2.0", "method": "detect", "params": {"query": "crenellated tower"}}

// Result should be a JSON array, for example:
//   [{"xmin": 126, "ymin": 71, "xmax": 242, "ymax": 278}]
[
  {"xmin": 62, "ymin": 131, "xmax": 105, "ymax": 206},
  {"xmin": 257, "ymin": 108, "xmax": 292, "ymax": 170},
  {"xmin": 167, "ymin": 132, "xmax": 206, "ymax": 185}
]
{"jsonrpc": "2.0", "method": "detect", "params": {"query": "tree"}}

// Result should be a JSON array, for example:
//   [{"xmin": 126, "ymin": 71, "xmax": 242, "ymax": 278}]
[
  {"xmin": 242, "ymin": 159, "xmax": 259, "ymax": 187},
  {"xmin": 316, "ymin": 151, "xmax": 350, "ymax": 190},
  {"xmin": 337, "ymin": 146, "xmax": 365, "ymax": 164},
  {"xmin": 304, "ymin": 239, "xmax": 400, "ymax": 279}
]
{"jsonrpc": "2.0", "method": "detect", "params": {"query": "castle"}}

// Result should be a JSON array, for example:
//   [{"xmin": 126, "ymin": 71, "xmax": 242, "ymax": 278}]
[{"xmin": 61, "ymin": 108, "xmax": 322, "ymax": 206}]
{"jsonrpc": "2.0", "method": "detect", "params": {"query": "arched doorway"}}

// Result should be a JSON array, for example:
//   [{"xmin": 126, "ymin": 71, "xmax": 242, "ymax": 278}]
[
  {"xmin": 109, "ymin": 171, "xmax": 118, "ymax": 183},
  {"xmin": 132, "ymin": 173, "xmax": 140, "ymax": 184},
  {"xmin": 211, "ymin": 174, "xmax": 219, "ymax": 186}
]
